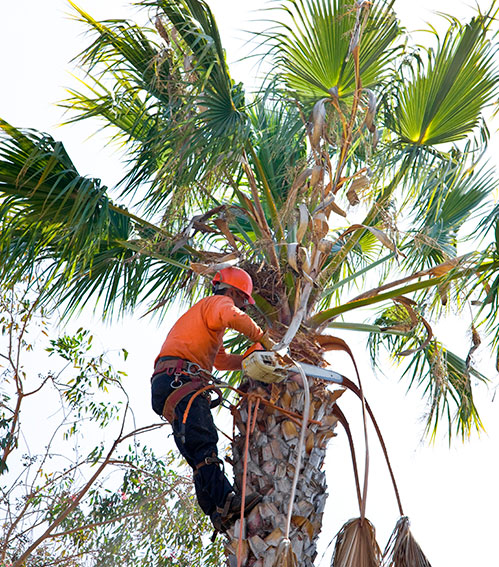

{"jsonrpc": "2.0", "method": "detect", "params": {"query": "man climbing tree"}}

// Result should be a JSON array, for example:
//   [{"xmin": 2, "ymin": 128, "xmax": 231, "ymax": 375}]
[{"xmin": 151, "ymin": 266, "xmax": 266, "ymax": 533}]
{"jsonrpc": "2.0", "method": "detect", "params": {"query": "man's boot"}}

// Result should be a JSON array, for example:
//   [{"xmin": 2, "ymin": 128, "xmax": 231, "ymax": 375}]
[{"xmin": 211, "ymin": 491, "xmax": 262, "ymax": 533}]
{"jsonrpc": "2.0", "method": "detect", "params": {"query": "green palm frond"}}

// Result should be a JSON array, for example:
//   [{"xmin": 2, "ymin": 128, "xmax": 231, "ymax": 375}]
[
  {"xmin": 150, "ymin": 0, "xmax": 232, "ymax": 95},
  {"xmin": 404, "ymin": 342, "xmax": 486, "ymax": 441},
  {"xmin": 402, "ymin": 159, "xmax": 496, "ymax": 269},
  {"xmin": 68, "ymin": 2, "xmax": 171, "ymax": 104},
  {"xmin": 0, "ymin": 121, "xmax": 119, "ymax": 277},
  {"xmin": 0, "ymin": 121, "xmax": 197, "ymax": 315},
  {"xmin": 49, "ymin": 245, "xmax": 196, "ymax": 319},
  {"xmin": 389, "ymin": 12, "xmax": 498, "ymax": 146},
  {"xmin": 368, "ymin": 308, "xmax": 486, "ymax": 440},
  {"xmin": 269, "ymin": 0, "xmax": 400, "ymax": 104},
  {"xmin": 247, "ymin": 88, "xmax": 306, "ymax": 208},
  {"xmin": 62, "ymin": 73, "xmax": 157, "ymax": 143},
  {"xmin": 65, "ymin": 1, "xmax": 251, "ymax": 218}
]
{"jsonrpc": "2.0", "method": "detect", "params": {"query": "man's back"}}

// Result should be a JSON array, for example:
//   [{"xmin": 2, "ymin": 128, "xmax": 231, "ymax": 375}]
[{"xmin": 156, "ymin": 295, "xmax": 262, "ymax": 370}]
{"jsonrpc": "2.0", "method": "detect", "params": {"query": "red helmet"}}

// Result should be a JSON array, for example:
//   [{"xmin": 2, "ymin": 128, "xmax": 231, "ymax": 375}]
[{"xmin": 212, "ymin": 267, "xmax": 255, "ymax": 304}]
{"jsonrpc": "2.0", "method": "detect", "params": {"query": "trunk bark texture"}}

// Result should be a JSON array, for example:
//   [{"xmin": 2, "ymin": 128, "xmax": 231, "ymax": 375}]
[{"xmin": 225, "ymin": 379, "xmax": 341, "ymax": 567}]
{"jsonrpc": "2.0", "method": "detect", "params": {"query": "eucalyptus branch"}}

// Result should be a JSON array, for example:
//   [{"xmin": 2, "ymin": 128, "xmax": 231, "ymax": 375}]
[{"xmin": 9, "ymin": 408, "xmax": 157, "ymax": 567}]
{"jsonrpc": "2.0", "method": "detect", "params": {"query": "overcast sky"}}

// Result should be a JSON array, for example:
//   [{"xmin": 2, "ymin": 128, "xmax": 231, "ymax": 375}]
[{"xmin": 1, "ymin": 1, "xmax": 498, "ymax": 566}]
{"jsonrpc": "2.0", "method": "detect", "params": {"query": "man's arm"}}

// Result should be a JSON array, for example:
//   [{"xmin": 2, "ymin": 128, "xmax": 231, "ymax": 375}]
[
  {"xmin": 219, "ymin": 302, "xmax": 264, "ymax": 342},
  {"xmin": 213, "ymin": 346, "xmax": 244, "ymax": 371},
  {"xmin": 208, "ymin": 296, "xmax": 264, "ymax": 342}
]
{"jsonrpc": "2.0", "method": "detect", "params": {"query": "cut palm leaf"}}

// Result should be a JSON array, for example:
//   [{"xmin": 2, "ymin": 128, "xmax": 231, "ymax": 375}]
[{"xmin": 382, "ymin": 516, "xmax": 432, "ymax": 567}]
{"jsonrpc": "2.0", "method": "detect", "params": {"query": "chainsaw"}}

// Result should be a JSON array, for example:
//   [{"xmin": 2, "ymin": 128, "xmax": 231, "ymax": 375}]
[{"xmin": 242, "ymin": 350, "xmax": 344, "ymax": 385}]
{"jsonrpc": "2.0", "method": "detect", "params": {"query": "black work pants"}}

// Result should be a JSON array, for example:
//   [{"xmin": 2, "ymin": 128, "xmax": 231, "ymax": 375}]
[{"xmin": 151, "ymin": 371, "xmax": 233, "ymax": 516}]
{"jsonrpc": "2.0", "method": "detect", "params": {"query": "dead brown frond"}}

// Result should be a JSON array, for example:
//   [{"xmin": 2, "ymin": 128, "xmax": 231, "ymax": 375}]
[
  {"xmin": 273, "ymin": 538, "xmax": 298, "ymax": 567},
  {"xmin": 240, "ymin": 260, "xmax": 283, "ymax": 307},
  {"xmin": 382, "ymin": 516, "xmax": 432, "ymax": 567},
  {"xmin": 466, "ymin": 324, "xmax": 481, "ymax": 371},
  {"xmin": 265, "ymin": 325, "xmax": 327, "ymax": 367},
  {"xmin": 331, "ymin": 517, "xmax": 381, "ymax": 567}
]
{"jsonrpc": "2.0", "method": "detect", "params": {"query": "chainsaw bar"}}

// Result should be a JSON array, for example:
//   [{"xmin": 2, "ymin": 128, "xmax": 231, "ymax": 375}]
[{"xmin": 295, "ymin": 362, "xmax": 344, "ymax": 385}]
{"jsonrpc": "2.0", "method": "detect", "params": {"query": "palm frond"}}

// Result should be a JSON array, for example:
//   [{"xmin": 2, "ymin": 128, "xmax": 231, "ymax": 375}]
[
  {"xmin": 65, "ymin": 1, "xmax": 252, "ymax": 219},
  {"xmin": 402, "ymin": 159, "xmax": 496, "ymax": 270},
  {"xmin": 0, "ymin": 121, "xmax": 119, "ymax": 277},
  {"xmin": 248, "ymin": 87, "xmax": 306, "ymax": 209},
  {"xmin": 369, "ymin": 323, "xmax": 487, "ymax": 441},
  {"xmin": 331, "ymin": 517, "xmax": 381, "ymax": 567},
  {"xmin": 268, "ymin": 0, "xmax": 400, "ymax": 105},
  {"xmin": 0, "ymin": 121, "xmax": 200, "ymax": 316},
  {"xmin": 389, "ymin": 13, "xmax": 498, "ymax": 146}
]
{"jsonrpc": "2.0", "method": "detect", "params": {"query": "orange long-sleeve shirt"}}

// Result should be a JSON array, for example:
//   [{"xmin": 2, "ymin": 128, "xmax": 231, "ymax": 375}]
[{"xmin": 155, "ymin": 295, "xmax": 264, "ymax": 371}]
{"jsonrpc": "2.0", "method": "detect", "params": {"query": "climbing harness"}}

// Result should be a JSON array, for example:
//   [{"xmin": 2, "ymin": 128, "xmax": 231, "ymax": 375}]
[{"xmin": 152, "ymin": 357, "xmax": 223, "ymax": 424}]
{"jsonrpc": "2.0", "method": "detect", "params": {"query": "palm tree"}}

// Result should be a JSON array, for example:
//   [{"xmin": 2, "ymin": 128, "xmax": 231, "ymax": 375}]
[{"xmin": 0, "ymin": 0, "xmax": 498, "ymax": 565}]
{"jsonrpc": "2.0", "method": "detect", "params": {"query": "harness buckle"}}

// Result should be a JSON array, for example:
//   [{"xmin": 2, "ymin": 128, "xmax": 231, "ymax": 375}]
[{"xmin": 186, "ymin": 362, "xmax": 201, "ymax": 375}]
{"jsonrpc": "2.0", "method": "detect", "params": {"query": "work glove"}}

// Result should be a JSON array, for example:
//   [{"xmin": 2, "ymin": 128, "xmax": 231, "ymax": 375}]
[{"xmin": 260, "ymin": 330, "xmax": 276, "ymax": 350}]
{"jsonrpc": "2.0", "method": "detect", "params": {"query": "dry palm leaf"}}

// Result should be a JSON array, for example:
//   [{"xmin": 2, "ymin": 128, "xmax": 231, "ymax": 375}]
[
  {"xmin": 296, "ymin": 203, "xmax": 311, "ymax": 242},
  {"xmin": 287, "ymin": 242, "xmax": 299, "ymax": 272},
  {"xmin": 313, "ymin": 212, "xmax": 330, "ymax": 239},
  {"xmin": 364, "ymin": 89, "xmax": 377, "ymax": 133},
  {"xmin": 346, "ymin": 175, "xmax": 370, "ymax": 206},
  {"xmin": 189, "ymin": 253, "xmax": 239, "ymax": 275},
  {"xmin": 314, "ymin": 193, "xmax": 348, "ymax": 218},
  {"xmin": 427, "ymin": 258, "xmax": 459, "ymax": 276},
  {"xmin": 382, "ymin": 516, "xmax": 432, "ymax": 567},
  {"xmin": 311, "ymin": 99, "xmax": 327, "ymax": 148},
  {"xmin": 310, "ymin": 165, "xmax": 323, "ymax": 188},
  {"xmin": 213, "ymin": 217, "xmax": 240, "ymax": 252},
  {"xmin": 331, "ymin": 517, "xmax": 381, "ymax": 567},
  {"xmin": 466, "ymin": 324, "xmax": 481, "ymax": 371}
]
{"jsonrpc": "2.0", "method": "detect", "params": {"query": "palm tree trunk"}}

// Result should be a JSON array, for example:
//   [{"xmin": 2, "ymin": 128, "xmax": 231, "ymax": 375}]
[{"xmin": 226, "ymin": 380, "xmax": 341, "ymax": 567}]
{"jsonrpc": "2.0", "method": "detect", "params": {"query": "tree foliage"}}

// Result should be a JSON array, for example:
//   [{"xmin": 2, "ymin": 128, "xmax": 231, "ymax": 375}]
[{"xmin": 0, "ymin": 0, "xmax": 498, "ymax": 438}]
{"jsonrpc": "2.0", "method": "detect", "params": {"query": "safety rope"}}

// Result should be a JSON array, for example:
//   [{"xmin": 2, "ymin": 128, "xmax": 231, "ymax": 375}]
[
  {"xmin": 283, "ymin": 362, "xmax": 310, "ymax": 543},
  {"xmin": 236, "ymin": 396, "xmax": 254, "ymax": 567},
  {"xmin": 180, "ymin": 381, "xmax": 320, "ymax": 432}
]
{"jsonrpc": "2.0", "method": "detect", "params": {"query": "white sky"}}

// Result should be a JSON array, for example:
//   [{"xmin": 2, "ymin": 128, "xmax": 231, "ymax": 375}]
[{"xmin": 1, "ymin": 1, "xmax": 499, "ymax": 566}]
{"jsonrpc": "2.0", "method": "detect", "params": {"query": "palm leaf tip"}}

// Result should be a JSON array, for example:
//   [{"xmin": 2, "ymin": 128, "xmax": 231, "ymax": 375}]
[
  {"xmin": 274, "ymin": 537, "xmax": 298, "ymax": 567},
  {"xmin": 331, "ymin": 517, "xmax": 382, "ymax": 567},
  {"xmin": 382, "ymin": 516, "xmax": 432, "ymax": 567}
]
